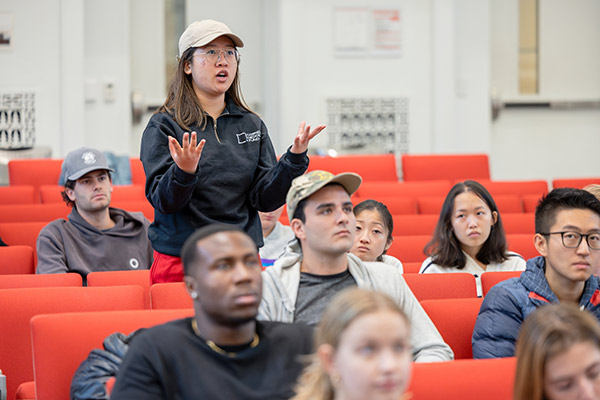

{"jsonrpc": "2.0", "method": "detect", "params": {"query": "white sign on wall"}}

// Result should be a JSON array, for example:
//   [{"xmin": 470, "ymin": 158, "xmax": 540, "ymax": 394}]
[{"xmin": 333, "ymin": 7, "xmax": 402, "ymax": 58}]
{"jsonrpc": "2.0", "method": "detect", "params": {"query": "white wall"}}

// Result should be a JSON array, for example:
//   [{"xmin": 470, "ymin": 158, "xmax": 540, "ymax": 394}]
[
  {"xmin": 490, "ymin": 0, "xmax": 600, "ymax": 182},
  {"xmin": 82, "ymin": 0, "xmax": 132, "ymax": 155},
  {"xmin": 0, "ymin": 0, "xmax": 65, "ymax": 157},
  {"xmin": 273, "ymin": 0, "xmax": 437, "ymax": 155}
]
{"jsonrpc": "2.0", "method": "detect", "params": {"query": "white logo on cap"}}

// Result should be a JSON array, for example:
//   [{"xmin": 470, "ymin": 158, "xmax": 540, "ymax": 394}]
[{"xmin": 81, "ymin": 151, "xmax": 97, "ymax": 165}]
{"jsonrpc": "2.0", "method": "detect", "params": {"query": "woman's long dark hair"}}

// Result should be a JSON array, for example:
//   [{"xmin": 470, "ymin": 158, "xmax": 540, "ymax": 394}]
[{"xmin": 424, "ymin": 180, "xmax": 508, "ymax": 268}]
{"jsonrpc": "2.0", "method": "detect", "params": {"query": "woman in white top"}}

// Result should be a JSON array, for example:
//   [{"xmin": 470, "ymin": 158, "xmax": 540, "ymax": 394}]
[
  {"xmin": 419, "ymin": 180, "xmax": 525, "ymax": 296},
  {"xmin": 350, "ymin": 200, "xmax": 403, "ymax": 272}
]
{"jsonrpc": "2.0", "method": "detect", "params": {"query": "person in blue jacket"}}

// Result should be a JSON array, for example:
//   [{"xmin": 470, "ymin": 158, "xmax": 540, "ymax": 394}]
[
  {"xmin": 472, "ymin": 188, "xmax": 600, "ymax": 359},
  {"xmin": 141, "ymin": 20, "xmax": 324, "ymax": 283}
]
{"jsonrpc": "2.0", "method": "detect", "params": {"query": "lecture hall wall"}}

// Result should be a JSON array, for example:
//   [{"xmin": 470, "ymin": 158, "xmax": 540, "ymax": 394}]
[{"xmin": 1, "ymin": 0, "xmax": 598, "ymax": 183}]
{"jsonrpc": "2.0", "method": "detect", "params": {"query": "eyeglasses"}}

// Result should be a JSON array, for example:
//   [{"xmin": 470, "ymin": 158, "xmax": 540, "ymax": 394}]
[
  {"xmin": 194, "ymin": 48, "xmax": 240, "ymax": 63},
  {"xmin": 541, "ymin": 231, "xmax": 600, "ymax": 250}
]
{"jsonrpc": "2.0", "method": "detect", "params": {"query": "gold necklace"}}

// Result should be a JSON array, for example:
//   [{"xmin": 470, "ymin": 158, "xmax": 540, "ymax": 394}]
[{"xmin": 191, "ymin": 319, "xmax": 259, "ymax": 357}]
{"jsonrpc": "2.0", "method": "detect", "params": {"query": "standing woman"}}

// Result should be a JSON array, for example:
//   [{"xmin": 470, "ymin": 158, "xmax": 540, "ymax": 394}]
[
  {"xmin": 420, "ymin": 180, "xmax": 525, "ymax": 296},
  {"xmin": 141, "ymin": 20, "xmax": 324, "ymax": 283},
  {"xmin": 514, "ymin": 303, "xmax": 600, "ymax": 400}
]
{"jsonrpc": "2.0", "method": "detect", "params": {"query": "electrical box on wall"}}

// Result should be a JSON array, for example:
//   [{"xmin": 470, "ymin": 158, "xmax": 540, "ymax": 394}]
[
  {"xmin": 326, "ymin": 97, "xmax": 409, "ymax": 155},
  {"xmin": 0, "ymin": 91, "xmax": 36, "ymax": 150}
]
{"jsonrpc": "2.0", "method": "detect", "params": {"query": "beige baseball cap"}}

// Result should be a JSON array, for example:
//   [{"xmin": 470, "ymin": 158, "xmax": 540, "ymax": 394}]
[
  {"xmin": 178, "ymin": 20, "xmax": 244, "ymax": 58},
  {"xmin": 286, "ymin": 170, "xmax": 362, "ymax": 222}
]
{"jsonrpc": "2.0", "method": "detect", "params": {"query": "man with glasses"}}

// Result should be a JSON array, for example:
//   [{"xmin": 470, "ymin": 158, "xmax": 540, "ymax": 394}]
[{"xmin": 472, "ymin": 188, "xmax": 600, "ymax": 359}]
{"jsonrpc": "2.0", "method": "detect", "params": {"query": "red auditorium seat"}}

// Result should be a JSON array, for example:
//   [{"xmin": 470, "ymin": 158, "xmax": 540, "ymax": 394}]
[
  {"xmin": 0, "ymin": 273, "xmax": 82, "ymax": 289},
  {"xmin": 475, "ymin": 179, "xmax": 548, "ymax": 197},
  {"xmin": 403, "ymin": 273, "xmax": 477, "ymax": 301},
  {"xmin": 481, "ymin": 271, "xmax": 522, "ymax": 296},
  {"xmin": 8, "ymin": 159, "xmax": 63, "ymax": 202},
  {"xmin": 0, "ymin": 203, "xmax": 69, "ymax": 223},
  {"xmin": 39, "ymin": 184, "xmax": 146, "ymax": 203},
  {"xmin": 506, "ymin": 234, "xmax": 538, "ymax": 260},
  {"xmin": 150, "ymin": 282, "xmax": 194, "ymax": 309},
  {"xmin": 130, "ymin": 157, "xmax": 146, "ymax": 185},
  {"xmin": 402, "ymin": 262, "xmax": 422, "ymax": 274},
  {"xmin": 0, "ymin": 285, "xmax": 145, "ymax": 400},
  {"xmin": 0, "ymin": 221, "xmax": 47, "ymax": 258},
  {"xmin": 386, "ymin": 235, "xmax": 431, "ymax": 263},
  {"xmin": 353, "ymin": 195, "xmax": 418, "ymax": 215},
  {"xmin": 408, "ymin": 357, "xmax": 516, "ymax": 399},
  {"xmin": 522, "ymin": 194, "xmax": 543, "ymax": 213},
  {"xmin": 0, "ymin": 245, "xmax": 35, "ymax": 274},
  {"xmin": 0, "ymin": 185, "xmax": 36, "ymax": 204},
  {"xmin": 552, "ymin": 177, "xmax": 600, "ymax": 189},
  {"xmin": 307, "ymin": 154, "xmax": 398, "ymax": 182},
  {"xmin": 420, "ymin": 297, "xmax": 483, "ymax": 358},
  {"xmin": 87, "ymin": 269, "xmax": 151, "ymax": 308},
  {"xmin": 31, "ymin": 309, "xmax": 194, "ymax": 400},
  {"xmin": 501, "ymin": 213, "xmax": 535, "ymax": 234},
  {"xmin": 392, "ymin": 215, "xmax": 438, "ymax": 236},
  {"xmin": 401, "ymin": 154, "xmax": 490, "ymax": 182},
  {"xmin": 357, "ymin": 180, "xmax": 452, "ymax": 198}
]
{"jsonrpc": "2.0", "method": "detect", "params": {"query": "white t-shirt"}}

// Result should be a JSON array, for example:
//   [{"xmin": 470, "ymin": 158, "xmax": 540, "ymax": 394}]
[
  {"xmin": 364, "ymin": 254, "xmax": 404, "ymax": 273},
  {"xmin": 259, "ymin": 222, "xmax": 295, "ymax": 267},
  {"xmin": 419, "ymin": 251, "xmax": 526, "ymax": 296}
]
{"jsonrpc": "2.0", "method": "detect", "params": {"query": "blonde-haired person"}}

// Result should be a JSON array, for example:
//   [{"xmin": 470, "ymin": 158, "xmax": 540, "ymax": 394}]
[
  {"xmin": 584, "ymin": 184, "xmax": 600, "ymax": 201},
  {"xmin": 292, "ymin": 288, "xmax": 412, "ymax": 400},
  {"xmin": 514, "ymin": 303, "xmax": 600, "ymax": 400},
  {"xmin": 141, "ymin": 20, "xmax": 324, "ymax": 284}
]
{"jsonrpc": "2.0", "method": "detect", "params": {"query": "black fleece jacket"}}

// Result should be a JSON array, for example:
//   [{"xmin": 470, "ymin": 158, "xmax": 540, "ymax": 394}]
[{"xmin": 141, "ymin": 98, "xmax": 308, "ymax": 256}]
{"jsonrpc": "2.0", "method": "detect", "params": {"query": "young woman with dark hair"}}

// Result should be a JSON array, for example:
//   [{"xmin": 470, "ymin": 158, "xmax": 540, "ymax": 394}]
[
  {"xmin": 420, "ymin": 180, "xmax": 525, "ymax": 296},
  {"xmin": 350, "ymin": 200, "xmax": 403, "ymax": 271}
]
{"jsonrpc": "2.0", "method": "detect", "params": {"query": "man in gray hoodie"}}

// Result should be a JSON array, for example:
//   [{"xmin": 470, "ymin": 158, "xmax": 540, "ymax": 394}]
[
  {"xmin": 258, "ymin": 170, "xmax": 454, "ymax": 362},
  {"xmin": 36, "ymin": 147, "xmax": 153, "ymax": 284}
]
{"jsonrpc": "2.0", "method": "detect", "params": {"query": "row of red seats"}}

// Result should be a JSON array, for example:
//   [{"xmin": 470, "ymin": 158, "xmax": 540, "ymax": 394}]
[
  {"xmin": 0, "ymin": 227, "xmax": 537, "ymax": 268},
  {"xmin": 18, "ymin": 305, "xmax": 517, "ymax": 400},
  {"xmin": 6, "ymin": 158, "xmax": 145, "ymax": 201},
  {"xmin": 0, "ymin": 270, "xmax": 520, "ymax": 399}
]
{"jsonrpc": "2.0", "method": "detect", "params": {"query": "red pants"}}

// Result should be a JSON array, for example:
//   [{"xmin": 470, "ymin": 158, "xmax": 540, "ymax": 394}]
[{"xmin": 150, "ymin": 251, "xmax": 184, "ymax": 284}]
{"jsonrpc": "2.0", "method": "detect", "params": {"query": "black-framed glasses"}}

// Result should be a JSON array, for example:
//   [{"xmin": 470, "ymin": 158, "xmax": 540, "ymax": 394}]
[
  {"xmin": 541, "ymin": 231, "xmax": 600, "ymax": 250},
  {"xmin": 194, "ymin": 48, "xmax": 240, "ymax": 63}
]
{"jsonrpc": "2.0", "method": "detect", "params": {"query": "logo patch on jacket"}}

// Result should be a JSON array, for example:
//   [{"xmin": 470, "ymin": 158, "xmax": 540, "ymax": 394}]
[{"xmin": 237, "ymin": 130, "xmax": 261, "ymax": 144}]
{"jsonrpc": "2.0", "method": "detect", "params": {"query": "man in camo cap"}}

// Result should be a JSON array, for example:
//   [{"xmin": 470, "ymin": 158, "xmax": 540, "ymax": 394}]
[{"xmin": 258, "ymin": 170, "xmax": 454, "ymax": 362}]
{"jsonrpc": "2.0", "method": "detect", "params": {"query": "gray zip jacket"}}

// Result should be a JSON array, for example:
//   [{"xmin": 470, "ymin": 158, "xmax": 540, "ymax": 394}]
[{"xmin": 258, "ymin": 243, "xmax": 454, "ymax": 362}]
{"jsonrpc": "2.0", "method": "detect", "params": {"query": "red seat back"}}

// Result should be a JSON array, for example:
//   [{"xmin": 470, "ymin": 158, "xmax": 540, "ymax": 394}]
[
  {"xmin": 403, "ymin": 273, "xmax": 477, "ymax": 301},
  {"xmin": 552, "ymin": 177, "xmax": 600, "ymax": 189},
  {"xmin": 522, "ymin": 194, "xmax": 543, "ymax": 213},
  {"xmin": 387, "ymin": 235, "xmax": 431, "ymax": 263},
  {"xmin": 392, "ymin": 215, "xmax": 438, "ymax": 236},
  {"xmin": 401, "ymin": 154, "xmax": 490, "ymax": 182},
  {"xmin": 87, "ymin": 269, "xmax": 151, "ymax": 308},
  {"xmin": 8, "ymin": 159, "xmax": 63, "ymax": 201},
  {"xmin": 501, "ymin": 213, "xmax": 535, "ymax": 234},
  {"xmin": 0, "ymin": 222, "xmax": 47, "ymax": 259},
  {"xmin": 130, "ymin": 158, "xmax": 146, "ymax": 185},
  {"xmin": 420, "ymin": 298, "xmax": 483, "ymax": 359},
  {"xmin": 353, "ymin": 195, "xmax": 418, "ymax": 215},
  {"xmin": 481, "ymin": 271, "xmax": 522, "ymax": 296},
  {"xmin": 475, "ymin": 179, "xmax": 548, "ymax": 197},
  {"xmin": 0, "ymin": 185, "xmax": 36, "ymax": 205},
  {"xmin": 0, "ymin": 203, "xmax": 69, "ymax": 223},
  {"xmin": 506, "ymin": 234, "xmax": 538, "ymax": 260},
  {"xmin": 0, "ymin": 273, "xmax": 82, "ymax": 289},
  {"xmin": 0, "ymin": 245, "xmax": 35, "ymax": 274},
  {"xmin": 31, "ymin": 308, "xmax": 194, "ymax": 400},
  {"xmin": 150, "ymin": 282, "xmax": 194, "ymax": 309},
  {"xmin": 0, "ymin": 285, "xmax": 145, "ymax": 400},
  {"xmin": 408, "ymin": 357, "xmax": 516, "ymax": 399},
  {"xmin": 307, "ymin": 154, "xmax": 398, "ymax": 182},
  {"xmin": 402, "ymin": 262, "xmax": 422, "ymax": 274},
  {"xmin": 357, "ymin": 180, "xmax": 452, "ymax": 198}
]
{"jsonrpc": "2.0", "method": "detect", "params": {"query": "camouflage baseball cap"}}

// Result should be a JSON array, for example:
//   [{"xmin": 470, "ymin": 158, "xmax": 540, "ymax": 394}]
[{"xmin": 286, "ymin": 170, "xmax": 362, "ymax": 222}]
